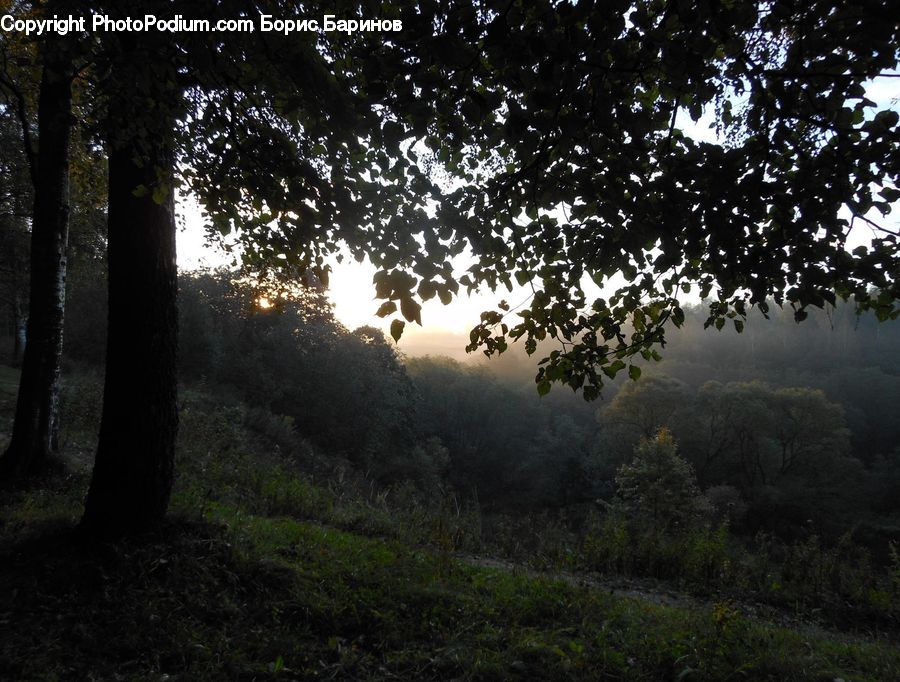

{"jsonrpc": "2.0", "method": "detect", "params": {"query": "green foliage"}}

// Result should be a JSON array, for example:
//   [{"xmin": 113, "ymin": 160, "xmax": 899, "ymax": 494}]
[
  {"xmin": 615, "ymin": 429, "xmax": 705, "ymax": 532},
  {"xmin": 176, "ymin": 271, "xmax": 423, "ymax": 480},
  {"xmin": 380, "ymin": 1, "xmax": 900, "ymax": 396},
  {"xmin": 595, "ymin": 374, "xmax": 865, "ymax": 538},
  {"xmin": 596, "ymin": 376, "xmax": 691, "ymax": 475},
  {"xmin": 582, "ymin": 511, "xmax": 728, "ymax": 588},
  {"xmin": 37, "ymin": 0, "xmax": 894, "ymax": 401},
  {"xmin": 582, "ymin": 510, "xmax": 631, "ymax": 575},
  {"xmin": 407, "ymin": 355, "xmax": 597, "ymax": 508},
  {"xmin": 255, "ymin": 466, "xmax": 333, "ymax": 520},
  {"xmin": 680, "ymin": 524, "xmax": 733, "ymax": 589},
  {"xmin": 580, "ymin": 509, "xmax": 900, "ymax": 625},
  {"xmin": 4, "ymin": 491, "xmax": 900, "ymax": 681},
  {"xmin": 171, "ymin": 389, "xmax": 482, "ymax": 555},
  {"xmin": 168, "ymin": 375, "xmax": 899, "ymax": 626},
  {"xmin": 603, "ymin": 376, "xmax": 689, "ymax": 438},
  {"xmin": 3, "ymin": 364, "xmax": 900, "ymax": 679},
  {"xmin": 643, "ymin": 301, "xmax": 900, "ymax": 458}
]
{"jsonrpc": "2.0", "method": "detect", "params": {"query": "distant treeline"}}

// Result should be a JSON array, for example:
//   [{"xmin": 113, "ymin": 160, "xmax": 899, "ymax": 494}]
[{"xmin": 38, "ymin": 270, "xmax": 900, "ymax": 546}]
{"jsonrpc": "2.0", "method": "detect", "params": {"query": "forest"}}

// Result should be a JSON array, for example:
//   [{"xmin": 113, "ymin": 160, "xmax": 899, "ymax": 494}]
[
  {"xmin": 2, "ymin": 0, "xmax": 900, "ymax": 680},
  {"xmin": 64, "ymin": 270, "xmax": 900, "ymax": 538}
]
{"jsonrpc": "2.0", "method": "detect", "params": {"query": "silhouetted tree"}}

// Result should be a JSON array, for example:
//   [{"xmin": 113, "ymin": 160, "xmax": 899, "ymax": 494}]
[{"xmin": 0, "ymin": 27, "xmax": 75, "ymax": 481}]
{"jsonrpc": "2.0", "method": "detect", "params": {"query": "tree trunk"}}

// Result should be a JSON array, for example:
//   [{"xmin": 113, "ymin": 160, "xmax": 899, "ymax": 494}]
[
  {"xmin": 12, "ymin": 293, "xmax": 27, "ymax": 366},
  {"xmin": 0, "ymin": 53, "xmax": 72, "ymax": 483},
  {"xmin": 80, "ymin": 126, "xmax": 178, "ymax": 538}
]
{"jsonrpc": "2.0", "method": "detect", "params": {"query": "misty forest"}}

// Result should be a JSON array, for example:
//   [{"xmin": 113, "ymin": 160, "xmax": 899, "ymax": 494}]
[{"xmin": 2, "ymin": 0, "xmax": 900, "ymax": 680}]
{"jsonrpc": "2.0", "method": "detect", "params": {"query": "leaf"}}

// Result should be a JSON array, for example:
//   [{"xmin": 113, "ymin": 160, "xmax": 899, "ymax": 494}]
[
  {"xmin": 879, "ymin": 187, "xmax": 900, "ymax": 202},
  {"xmin": 537, "ymin": 379, "xmax": 551, "ymax": 396},
  {"xmin": 373, "ymin": 271, "xmax": 392, "ymax": 299},
  {"xmin": 602, "ymin": 359, "xmax": 626, "ymax": 379},
  {"xmin": 152, "ymin": 182, "xmax": 170, "ymax": 205},
  {"xmin": 515, "ymin": 269, "xmax": 531, "ymax": 286},
  {"xmin": 375, "ymin": 301, "xmax": 397, "ymax": 317},
  {"xmin": 418, "ymin": 281, "xmax": 437, "ymax": 301},
  {"xmin": 131, "ymin": 184, "xmax": 149, "ymax": 198},
  {"xmin": 400, "ymin": 297, "xmax": 422, "ymax": 324},
  {"xmin": 628, "ymin": 365, "xmax": 641, "ymax": 381},
  {"xmin": 390, "ymin": 319, "xmax": 405, "ymax": 342}
]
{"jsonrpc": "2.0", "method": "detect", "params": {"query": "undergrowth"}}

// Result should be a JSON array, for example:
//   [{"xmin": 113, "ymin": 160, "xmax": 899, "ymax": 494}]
[
  {"xmin": 3, "ymin": 503, "xmax": 899, "ymax": 680},
  {"xmin": 1, "ymin": 366, "xmax": 899, "ymax": 679},
  {"xmin": 172, "ymin": 390, "xmax": 900, "ymax": 632}
]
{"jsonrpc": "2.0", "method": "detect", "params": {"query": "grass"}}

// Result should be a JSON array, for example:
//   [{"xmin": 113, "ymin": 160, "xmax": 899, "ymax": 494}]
[
  {"xmin": 2, "ymin": 498, "xmax": 899, "ymax": 681},
  {"xmin": 1, "ymin": 365, "xmax": 899, "ymax": 680}
]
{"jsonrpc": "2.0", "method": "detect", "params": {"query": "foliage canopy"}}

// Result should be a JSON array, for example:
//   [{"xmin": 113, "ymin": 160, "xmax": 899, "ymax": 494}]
[
  {"xmin": 226, "ymin": 0, "xmax": 897, "ymax": 398},
  {"xmin": 45, "ymin": 1, "xmax": 896, "ymax": 399}
]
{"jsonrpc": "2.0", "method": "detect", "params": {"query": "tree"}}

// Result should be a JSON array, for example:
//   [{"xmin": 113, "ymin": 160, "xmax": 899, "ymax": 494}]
[
  {"xmin": 79, "ymin": 22, "xmax": 183, "ymax": 535},
  {"xmin": 770, "ymin": 386, "xmax": 850, "ymax": 478},
  {"xmin": 0, "ymin": 24, "xmax": 76, "ymax": 480},
  {"xmin": 364, "ymin": 1, "xmax": 900, "ymax": 398},
  {"xmin": 177, "ymin": 271, "xmax": 431, "ymax": 484},
  {"xmin": 593, "ymin": 375, "xmax": 690, "ymax": 478},
  {"xmin": 0, "ymin": 109, "xmax": 32, "ymax": 365},
  {"xmin": 77, "ymin": 0, "xmax": 442, "ymax": 535},
  {"xmin": 615, "ymin": 428, "xmax": 703, "ymax": 532},
  {"xmin": 22, "ymin": 0, "xmax": 895, "ymax": 532},
  {"xmin": 312, "ymin": 325, "xmax": 419, "ymax": 474},
  {"xmin": 599, "ymin": 376, "xmax": 853, "ymax": 492},
  {"xmin": 599, "ymin": 375, "xmax": 689, "ymax": 438},
  {"xmin": 406, "ymin": 355, "xmax": 597, "ymax": 508},
  {"xmin": 689, "ymin": 381, "xmax": 852, "ymax": 490}
]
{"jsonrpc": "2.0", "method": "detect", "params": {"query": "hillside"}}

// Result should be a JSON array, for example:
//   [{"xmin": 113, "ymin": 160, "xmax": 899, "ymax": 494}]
[{"xmin": 2, "ymin": 366, "xmax": 899, "ymax": 681}]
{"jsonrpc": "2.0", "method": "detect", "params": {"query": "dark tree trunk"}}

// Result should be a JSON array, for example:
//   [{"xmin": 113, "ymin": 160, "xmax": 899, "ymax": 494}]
[
  {"xmin": 0, "ymin": 53, "xmax": 72, "ymax": 483},
  {"xmin": 80, "ymin": 126, "xmax": 178, "ymax": 538},
  {"xmin": 12, "ymin": 293, "xmax": 27, "ymax": 366}
]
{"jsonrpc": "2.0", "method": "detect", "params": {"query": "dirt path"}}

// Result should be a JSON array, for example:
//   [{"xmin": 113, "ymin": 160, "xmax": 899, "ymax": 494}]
[{"xmin": 454, "ymin": 552, "xmax": 899, "ymax": 647}]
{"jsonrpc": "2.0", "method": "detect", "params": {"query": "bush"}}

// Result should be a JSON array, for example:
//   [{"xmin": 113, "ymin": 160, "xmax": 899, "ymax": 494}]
[{"xmin": 615, "ymin": 428, "xmax": 705, "ymax": 533}]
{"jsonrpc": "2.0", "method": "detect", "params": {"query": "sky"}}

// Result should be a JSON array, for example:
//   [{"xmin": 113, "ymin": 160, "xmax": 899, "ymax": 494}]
[{"xmin": 176, "ymin": 76, "xmax": 900, "ymax": 357}]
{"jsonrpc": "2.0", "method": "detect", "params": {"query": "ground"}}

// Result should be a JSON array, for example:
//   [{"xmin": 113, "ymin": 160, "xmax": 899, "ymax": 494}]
[{"xmin": 1, "ymin": 365, "xmax": 898, "ymax": 680}]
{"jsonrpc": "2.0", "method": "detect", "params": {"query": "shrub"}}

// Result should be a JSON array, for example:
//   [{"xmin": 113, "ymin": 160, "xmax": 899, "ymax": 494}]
[{"xmin": 615, "ymin": 428, "xmax": 705, "ymax": 533}]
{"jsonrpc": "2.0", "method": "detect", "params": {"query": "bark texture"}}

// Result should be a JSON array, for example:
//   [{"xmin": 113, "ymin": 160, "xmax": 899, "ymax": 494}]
[{"xmin": 0, "ymin": 54, "xmax": 72, "ymax": 483}]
